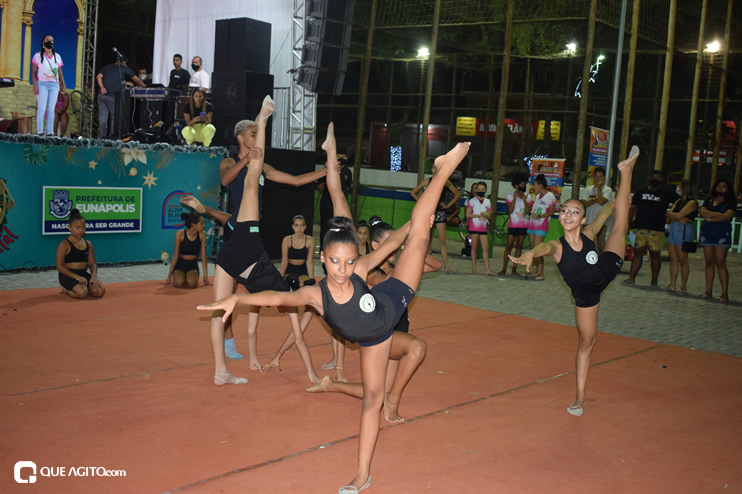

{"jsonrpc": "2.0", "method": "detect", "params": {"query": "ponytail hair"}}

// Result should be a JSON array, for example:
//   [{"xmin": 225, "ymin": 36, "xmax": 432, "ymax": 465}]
[
  {"xmin": 68, "ymin": 208, "xmax": 84, "ymax": 224},
  {"xmin": 322, "ymin": 216, "xmax": 358, "ymax": 251},
  {"xmin": 534, "ymin": 173, "xmax": 547, "ymax": 188},
  {"xmin": 181, "ymin": 210, "xmax": 202, "ymax": 229},
  {"xmin": 369, "ymin": 219, "xmax": 394, "ymax": 243}
]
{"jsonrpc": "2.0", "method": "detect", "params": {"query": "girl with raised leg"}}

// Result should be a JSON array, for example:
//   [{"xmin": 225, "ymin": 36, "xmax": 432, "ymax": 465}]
[
  {"xmin": 511, "ymin": 146, "xmax": 639, "ymax": 416},
  {"xmin": 199, "ymin": 124, "xmax": 470, "ymax": 492},
  {"xmin": 207, "ymin": 96, "xmax": 320, "ymax": 386}
]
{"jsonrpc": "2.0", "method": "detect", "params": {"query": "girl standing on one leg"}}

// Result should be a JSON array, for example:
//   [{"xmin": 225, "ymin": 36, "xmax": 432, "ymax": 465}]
[
  {"xmin": 466, "ymin": 181, "xmax": 496, "ymax": 276},
  {"xmin": 307, "ymin": 217, "xmax": 440, "ymax": 423},
  {"xmin": 511, "ymin": 146, "xmax": 640, "ymax": 417},
  {"xmin": 166, "ymin": 211, "xmax": 210, "ymax": 289},
  {"xmin": 525, "ymin": 174, "xmax": 556, "ymax": 281},
  {"xmin": 199, "ymin": 124, "xmax": 471, "ymax": 493},
  {"xmin": 205, "ymin": 96, "xmax": 320, "ymax": 386},
  {"xmin": 56, "ymin": 209, "xmax": 105, "ymax": 299},
  {"xmin": 498, "ymin": 174, "xmax": 531, "ymax": 277}
]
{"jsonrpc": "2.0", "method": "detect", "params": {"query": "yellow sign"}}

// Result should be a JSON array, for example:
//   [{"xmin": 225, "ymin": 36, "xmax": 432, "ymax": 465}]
[
  {"xmin": 536, "ymin": 120, "xmax": 561, "ymax": 141},
  {"xmin": 456, "ymin": 117, "xmax": 477, "ymax": 137}
]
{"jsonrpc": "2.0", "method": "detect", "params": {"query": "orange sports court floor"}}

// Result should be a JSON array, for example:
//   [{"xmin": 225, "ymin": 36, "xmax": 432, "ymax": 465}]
[{"xmin": 1, "ymin": 279, "xmax": 740, "ymax": 493}]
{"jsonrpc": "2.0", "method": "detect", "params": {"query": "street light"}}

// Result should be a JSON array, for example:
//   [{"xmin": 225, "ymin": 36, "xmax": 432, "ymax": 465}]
[
  {"xmin": 565, "ymin": 42, "xmax": 577, "ymax": 53},
  {"xmin": 705, "ymin": 40, "xmax": 720, "ymax": 53},
  {"xmin": 417, "ymin": 47, "xmax": 430, "ymax": 59}
]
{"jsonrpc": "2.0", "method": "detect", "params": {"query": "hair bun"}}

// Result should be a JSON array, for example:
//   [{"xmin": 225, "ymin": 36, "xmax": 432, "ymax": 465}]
[
  {"xmin": 70, "ymin": 208, "xmax": 80, "ymax": 214},
  {"xmin": 327, "ymin": 216, "xmax": 353, "ymax": 232}
]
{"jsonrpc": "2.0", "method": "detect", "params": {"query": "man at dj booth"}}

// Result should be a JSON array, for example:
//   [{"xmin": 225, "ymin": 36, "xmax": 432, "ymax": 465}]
[{"xmin": 96, "ymin": 53, "xmax": 146, "ymax": 139}]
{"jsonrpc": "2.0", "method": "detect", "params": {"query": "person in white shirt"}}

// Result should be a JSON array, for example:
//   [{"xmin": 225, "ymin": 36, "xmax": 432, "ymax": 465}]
[
  {"xmin": 580, "ymin": 167, "xmax": 614, "ymax": 252},
  {"xmin": 189, "ymin": 56, "xmax": 210, "ymax": 90},
  {"xmin": 32, "ymin": 34, "xmax": 66, "ymax": 136}
]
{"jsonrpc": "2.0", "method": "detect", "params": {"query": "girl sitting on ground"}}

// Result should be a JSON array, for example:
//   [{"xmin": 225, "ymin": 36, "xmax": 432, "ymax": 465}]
[{"xmin": 56, "ymin": 209, "xmax": 105, "ymax": 299}]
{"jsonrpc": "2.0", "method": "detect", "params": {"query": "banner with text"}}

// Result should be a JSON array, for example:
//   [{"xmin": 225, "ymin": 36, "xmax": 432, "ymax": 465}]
[
  {"xmin": 43, "ymin": 187, "xmax": 143, "ymax": 234},
  {"xmin": 530, "ymin": 158, "xmax": 565, "ymax": 207}
]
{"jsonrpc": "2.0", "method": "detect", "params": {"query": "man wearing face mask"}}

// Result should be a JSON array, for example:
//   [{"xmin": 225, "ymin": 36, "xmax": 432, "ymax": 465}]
[
  {"xmin": 623, "ymin": 170, "xmax": 678, "ymax": 287},
  {"xmin": 189, "ymin": 56, "xmax": 210, "ymax": 90}
]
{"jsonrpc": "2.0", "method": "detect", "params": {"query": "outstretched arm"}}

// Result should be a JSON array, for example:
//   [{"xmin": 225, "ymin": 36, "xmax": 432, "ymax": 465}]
[
  {"xmin": 265, "ymin": 164, "xmax": 327, "ymax": 186},
  {"xmin": 509, "ymin": 239, "xmax": 560, "ymax": 273},
  {"xmin": 583, "ymin": 200, "xmax": 615, "ymax": 239},
  {"xmin": 198, "ymin": 286, "xmax": 321, "ymax": 322},
  {"xmin": 361, "ymin": 221, "xmax": 412, "ymax": 271}
]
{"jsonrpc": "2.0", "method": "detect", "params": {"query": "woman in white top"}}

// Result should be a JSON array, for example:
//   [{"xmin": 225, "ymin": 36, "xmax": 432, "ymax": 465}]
[{"xmin": 32, "ymin": 34, "xmax": 66, "ymax": 136}]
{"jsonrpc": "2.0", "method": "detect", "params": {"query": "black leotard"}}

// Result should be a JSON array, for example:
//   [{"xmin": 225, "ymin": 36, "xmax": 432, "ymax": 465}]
[
  {"xmin": 319, "ymin": 273, "xmax": 414, "ymax": 347},
  {"xmin": 64, "ymin": 239, "xmax": 89, "ymax": 263},
  {"xmin": 288, "ymin": 236, "xmax": 308, "ymax": 260},
  {"xmin": 556, "ymin": 233, "xmax": 623, "ymax": 308},
  {"xmin": 179, "ymin": 230, "xmax": 201, "ymax": 256},
  {"xmin": 375, "ymin": 264, "xmax": 409, "ymax": 333}
]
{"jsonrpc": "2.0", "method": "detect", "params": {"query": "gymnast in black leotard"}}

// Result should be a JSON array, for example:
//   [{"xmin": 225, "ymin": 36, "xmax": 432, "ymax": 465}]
[
  {"xmin": 199, "ymin": 123, "xmax": 471, "ymax": 494},
  {"xmin": 511, "ymin": 146, "xmax": 640, "ymax": 418},
  {"xmin": 55, "ymin": 208, "xmax": 105, "ymax": 299},
  {"xmin": 280, "ymin": 214, "xmax": 315, "ymax": 283},
  {"xmin": 166, "ymin": 211, "xmax": 209, "ymax": 289}
]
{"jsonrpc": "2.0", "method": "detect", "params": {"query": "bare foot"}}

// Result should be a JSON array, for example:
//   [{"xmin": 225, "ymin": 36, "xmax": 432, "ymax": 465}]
[
  {"xmin": 471, "ymin": 270, "xmax": 478, "ymax": 275},
  {"xmin": 261, "ymin": 356, "xmax": 281, "ymax": 372},
  {"xmin": 306, "ymin": 374, "xmax": 334, "ymax": 393},
  {"xmin": 444, "ymin": 266, "xmax": 456, "ymax": 274},
  {"xmin": 180, "ymin": 195, "xmax": 205, "ymax": 213},
  {"xmin": 333, "ymin": 368, "xmax": 348, "ymax": 383},
  {"xmin": 320, "ymin": 359, "xmax": 337, "ymax": 370},
  {"xmin": 496, "ymin": 270, "xmax": 506, "ymax": 276},
  {"xmin": 384, "ymin": 394, "xmax": 405, "ymax": 424},
  {"xmin": 484, "ymin": 270, "xmax": 497, "ymax": 276},
  {"xmin": 248, "ymin": 360, "xmax": 264, "ymax": 372},
  {"xmin": 433, "ymin": 142, "xmax": 471, "ymax": 179}
]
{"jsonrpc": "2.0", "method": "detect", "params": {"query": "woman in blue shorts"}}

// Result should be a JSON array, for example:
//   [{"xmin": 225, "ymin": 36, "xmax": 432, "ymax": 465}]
[
  {"xmin": 511, "ymin": 147, "xmax": 640, "ymax": 417},
  {"xmin": 698, "ymin": 179, "xmax": 736, "ymax": 303},
  {"xmin": 665, "ymin": 180, "xmax": 697, "ymax": 293}
]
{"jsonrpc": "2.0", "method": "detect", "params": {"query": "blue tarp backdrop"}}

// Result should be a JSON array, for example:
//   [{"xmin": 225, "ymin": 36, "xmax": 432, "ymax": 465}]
[{"xmin": 0, "ymin": 135, "xmax": 224, "ymax": 271}]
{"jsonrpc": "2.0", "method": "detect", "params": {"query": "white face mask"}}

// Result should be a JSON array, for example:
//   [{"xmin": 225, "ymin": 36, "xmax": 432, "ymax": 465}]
[{"xmin": 676, "ymin": 186, "xmax": 681, "ymax": 196}]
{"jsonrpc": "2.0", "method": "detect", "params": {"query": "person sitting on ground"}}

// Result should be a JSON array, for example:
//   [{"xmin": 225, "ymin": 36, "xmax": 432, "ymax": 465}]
[
  {"xmin": 56, "ymin": 209, "xmax": 105, "ymax": 299},
  {"xmin": 181, "ymin": 89, "xmax": 215, "ymax": 147},
  {"xmin": 279, "ymin": 214, "xmax": 315, "ymax": 288},
  {"xmin": 166, "ymin": 210, "xmax": 210, "ymax": 289},
  {"xmin": 356, "ymin": 220, "xmax": 371, "ymax": 256}
]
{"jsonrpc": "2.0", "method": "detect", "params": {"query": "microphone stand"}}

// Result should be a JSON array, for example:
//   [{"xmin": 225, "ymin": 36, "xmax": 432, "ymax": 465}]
[{"xmin": 116, "ymin": 52, "xmax": 125, "ymax": 140}]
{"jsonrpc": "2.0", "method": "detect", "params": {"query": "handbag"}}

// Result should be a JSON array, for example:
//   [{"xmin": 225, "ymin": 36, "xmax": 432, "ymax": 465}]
[{"xmin": 681, "ymin": 223, "xmax": 697, "ymax": 253}]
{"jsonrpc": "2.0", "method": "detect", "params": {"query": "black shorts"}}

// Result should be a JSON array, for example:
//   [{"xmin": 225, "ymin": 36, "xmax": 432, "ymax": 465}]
[
  {"xmin": 572, "ymin": 251, "xmax": 623, "ymax": 308},
  {"xmin": 395, "ymin": 308, "xmax": 410, "ymax": 333},
  {"xmin": 216, "ymin": 220, "xmax": 265, "ymax": 280},
  {"xmin": 361, "ymin": 278, "xmax": 416, "ymax": 347},
  {"xmin": 508, "ymin": 227, "xmax": 528, "ymax": 237},
  {"xmin": 173, "ymin": 257, "xmax": 199, "ymax": 274},
  {"xmin": 59, "ymin": 268, "xmax": 90, "ymax": 291},
  {"xmin": 285, "ymin": 262, "xmax": 309, "ymax": 277},
  {"xmin": 238, "ymin": 252, "xmax": 290, "ymax": 293},
  {"xmin": 433, "ymin": 208, "xmax": 448, "ymax": 224}
]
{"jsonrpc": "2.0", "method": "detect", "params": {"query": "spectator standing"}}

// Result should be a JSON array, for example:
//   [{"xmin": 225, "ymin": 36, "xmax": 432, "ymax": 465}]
[
  {"xmin": 580, "ymin": 167, "xmax": 614, "ymax": 252},
  {"xmin": 698, "ymin": 179, "xmax": 736, "ymax": 303},
  {"xmin": 189, "ymin": 56, "xmax": 210, "ymax": 90},
  {"xmin": 96, "ymin": 54, "xmax": 145, "ymax": 138},
  {"xmin": 32, "ymin": 34, "xmax": 66, "ymax": 136}
]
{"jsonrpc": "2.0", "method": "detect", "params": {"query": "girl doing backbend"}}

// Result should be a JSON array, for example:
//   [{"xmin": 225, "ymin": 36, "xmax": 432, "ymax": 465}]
[
  {"xmin": 511, "ymin": 146, "xmax": 640, "ymax": 417},
  {"xmin": 200, "ymin": 123, "xmax": 471, "ymax": 493}
]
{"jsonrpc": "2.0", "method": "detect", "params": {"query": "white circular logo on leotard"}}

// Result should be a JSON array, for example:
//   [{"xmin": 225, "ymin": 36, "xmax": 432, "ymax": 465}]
[
  {"xmin": 359, "ymin": 294, "xmax": 376, "ymax": 313},
  {"xmin": 586, "ymin": 251, "xmax": 598, "ymax": 265}
]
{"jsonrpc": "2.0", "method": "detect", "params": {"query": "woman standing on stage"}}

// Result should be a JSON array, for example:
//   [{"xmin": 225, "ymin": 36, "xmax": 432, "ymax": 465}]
[
  {"xmin": 32, "ymin": 34, "xmax": 66, "ymax": 136},
  {"xmin": 511, "ymin": 146, "xmax": 640, "ymax": 417}
]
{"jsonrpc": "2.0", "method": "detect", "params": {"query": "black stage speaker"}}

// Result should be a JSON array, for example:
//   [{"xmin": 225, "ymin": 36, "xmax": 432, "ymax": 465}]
[
  {"xmin": 260, "ymin": 148, "xmax": 317, "ymax": 259},
  {"xmin": 214, "ymin": 18, "xmax": 271, "ymax": 74},
  {"xmin": 298, "ymin": 0, "xmax": 355, "ymax": 95},
  {"xmin": 211, "ymin": 71, "xmax": 274, "ymax": 147}
]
